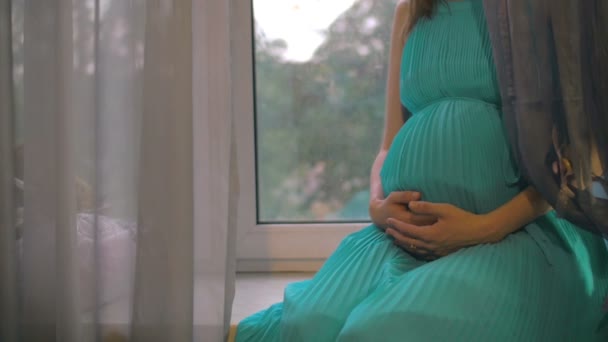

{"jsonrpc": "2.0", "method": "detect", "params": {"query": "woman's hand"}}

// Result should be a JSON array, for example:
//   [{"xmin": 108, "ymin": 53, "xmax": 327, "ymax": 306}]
[
  {"xmin": 386, "ymin": 187, "xmax": 550, "ymax": 260},
  {"xmin": 369, "ymin": 192, "xmax": 438, "ymax": 230},
  {"xmin": 385, "ymin": 201, "xmax": 499, "ymax": 260}
]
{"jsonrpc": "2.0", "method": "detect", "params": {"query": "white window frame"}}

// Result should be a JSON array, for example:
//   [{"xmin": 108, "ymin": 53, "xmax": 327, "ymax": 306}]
[{"xmin": 232, "ymin": 0, "xmax": 368, "ymax": 272}]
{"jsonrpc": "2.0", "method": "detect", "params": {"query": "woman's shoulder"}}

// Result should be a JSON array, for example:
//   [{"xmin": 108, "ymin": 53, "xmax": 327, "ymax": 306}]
[
  {"xmin": 395, "ymin": 0, "xmax": 411, "ymax": 18},
  {"xmin": 394, "ymin": 0, "xmax": 412, "ymax": 45}
]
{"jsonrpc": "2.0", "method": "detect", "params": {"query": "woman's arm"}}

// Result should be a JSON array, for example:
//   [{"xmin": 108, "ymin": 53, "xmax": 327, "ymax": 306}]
[
  {"xmin": 369, "ymin": 150, "xmax": 389, "ymax": 206},
  {"xmin": 479, "ymin": 186, "xmax": 551, "ymax": 243},
  {"xmin": 369, "ymin": 0, "xmax": 410, "ymax": 204},
  {"xmin": 369, "ymin": 1, "xmax": 437, "ymax": 230},
  {"xmin": 385, "ymin": 186, "xmax": 550, "ymax": 259}
]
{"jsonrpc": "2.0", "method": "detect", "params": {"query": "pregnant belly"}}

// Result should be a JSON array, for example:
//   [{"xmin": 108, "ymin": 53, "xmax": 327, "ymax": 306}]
[{"xmin": 380, "ymin": 99, "xmax": 523, "ymax": 214}]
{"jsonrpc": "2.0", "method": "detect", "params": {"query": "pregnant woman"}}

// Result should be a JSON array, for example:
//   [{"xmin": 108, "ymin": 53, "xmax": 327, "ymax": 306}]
[{"xmin": 237, "ymin": 0, "xmax": 608, "ymax": 340}]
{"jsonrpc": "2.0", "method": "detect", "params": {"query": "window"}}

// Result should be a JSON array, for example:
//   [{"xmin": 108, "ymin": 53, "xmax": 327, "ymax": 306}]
[{"xmin": 234, "ymin": 0, "xmax": 397, "ymax": 270}]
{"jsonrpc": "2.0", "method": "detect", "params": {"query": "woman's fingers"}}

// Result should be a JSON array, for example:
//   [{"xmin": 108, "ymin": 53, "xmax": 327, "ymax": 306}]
[
  {"xmin": 386, "ymin": 218, "xmax": 433, "ymax": 243},
  {"xmin": 390, "ymin": 207, "xmax": 437, "ymax": 226},
  {"xmin": 386, "ymin": 228, "xmax": 438, "ymax": 260},
  {"xmin": 386, "ymin": 227, "xmax": 432, "ymax": 253},
  {"xmin": 408, "ymin": 201, "xmax": 453, "ymax": 218},
  {"xmin": 408, "ymin": 212, "xmax": 438, "ymax": 226},
  {"xmin": 387, "ymin": 191, "xmax": 421, "ymax": 204}
]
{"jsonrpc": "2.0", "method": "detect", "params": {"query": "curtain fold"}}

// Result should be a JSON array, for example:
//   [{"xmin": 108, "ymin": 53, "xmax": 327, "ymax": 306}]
[
  {"xmin": 21, "ymin": 1, "xmax": 81, "ymax": 340},
  {"xmin": 131, "ymin": 1, "xmax": 194, "ymax": 341},
  {"xmin": 0, "ymin": 0, "xmax": 238, "ymax": 341},
  {"xmin": 484, "ymin": 0, "xmax": 608, "ymax": 235},
  {"xmin": 192, "ymin": 0, "xmax": 238, "ymax": 339},
  {"xmin": 0, "ymin": 0, "xmax": 18, "ymax": 341}
]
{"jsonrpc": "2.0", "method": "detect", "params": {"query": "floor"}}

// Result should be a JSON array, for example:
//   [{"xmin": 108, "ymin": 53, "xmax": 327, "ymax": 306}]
[{"xmin": 231, "ymin": 272, "xmax": 313, "ymax": 324}]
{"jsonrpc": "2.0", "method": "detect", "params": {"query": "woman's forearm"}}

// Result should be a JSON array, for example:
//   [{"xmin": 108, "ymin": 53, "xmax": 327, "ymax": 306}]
[
  {"xmin": 481, "ymin": 186, "xmax": 551, "ymax": 243},
  {"xmin": 369, "ymin": 150, "xmax": 388, "ymax": 202}
]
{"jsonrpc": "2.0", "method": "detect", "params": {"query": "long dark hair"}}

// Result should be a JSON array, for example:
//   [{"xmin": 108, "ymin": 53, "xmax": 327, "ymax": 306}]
[{"xmin": 405, "ymin": 0, "xmax": 447, "ymax": 34}]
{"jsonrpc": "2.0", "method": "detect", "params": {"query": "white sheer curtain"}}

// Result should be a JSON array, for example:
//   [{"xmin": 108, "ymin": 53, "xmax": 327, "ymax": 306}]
[
  {"xmin": 193, "ymin": 0, "xmax": 238, "ymax": 340},
  {"xmin": 0, "ymin": 0, "xmax": 18, "ymax": 340},
  {"xmin": 0, "ymin": 0, "xmax": 237, "ymax": 341}
]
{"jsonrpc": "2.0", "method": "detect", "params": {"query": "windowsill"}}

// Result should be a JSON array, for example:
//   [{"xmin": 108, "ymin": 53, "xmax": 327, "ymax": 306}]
[
  {"xmin": 87, "ymin": 272, "xmax": 313, "ymax": 341},
  {"xmin": 228, "ymin": 272, "xmax": 313, "ymax": 340},
  {"xmin": 228, "ymin": 272, "xmax": 314, "ymax": 342},
  {"xmin": 231, "ymin": 272, "xmax": 313, "ymax": 323}
]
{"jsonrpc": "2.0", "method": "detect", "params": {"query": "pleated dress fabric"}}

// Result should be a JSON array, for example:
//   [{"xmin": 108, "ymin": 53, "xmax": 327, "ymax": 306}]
[{"xmin": 236, "ymin": 1, "xmax": 608, "ymax": 341}]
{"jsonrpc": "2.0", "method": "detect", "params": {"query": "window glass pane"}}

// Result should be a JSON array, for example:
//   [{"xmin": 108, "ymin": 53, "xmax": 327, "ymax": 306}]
[{"xmin": 253, "ymin": 0, "xmax": 397, "ymax": 222}]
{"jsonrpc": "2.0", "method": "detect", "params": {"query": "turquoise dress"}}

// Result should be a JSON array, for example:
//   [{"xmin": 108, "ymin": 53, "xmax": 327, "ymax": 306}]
[{"xmin": 236, "ymin": 1, "xmax": 608, "ymax": 340}]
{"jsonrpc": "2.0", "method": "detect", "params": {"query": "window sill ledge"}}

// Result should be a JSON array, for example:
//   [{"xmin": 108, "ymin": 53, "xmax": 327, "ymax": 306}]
[{"xmin": 229, "ymin": 272, "xmax": 313, "ymax": 341}]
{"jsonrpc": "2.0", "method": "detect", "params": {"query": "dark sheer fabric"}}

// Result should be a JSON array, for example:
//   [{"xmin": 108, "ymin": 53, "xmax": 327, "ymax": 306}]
[{"xmin": 484, "ymin": 0, "xmax": 608, "ymax": 235}]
